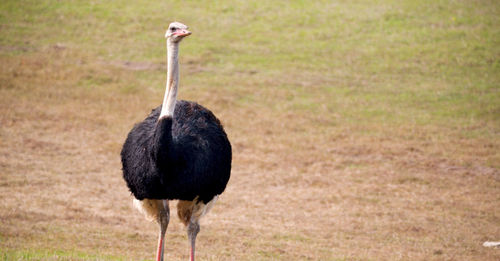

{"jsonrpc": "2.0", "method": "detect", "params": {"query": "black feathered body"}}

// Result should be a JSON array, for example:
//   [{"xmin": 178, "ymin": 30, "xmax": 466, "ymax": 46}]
[{"xmin": 121, "ymin": 100, "xmax": 231, "ymax": 204}]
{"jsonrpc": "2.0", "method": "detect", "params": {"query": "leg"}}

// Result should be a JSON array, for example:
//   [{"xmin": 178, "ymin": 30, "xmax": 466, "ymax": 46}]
[
  {"xmin": 177, "ymin": 197, "xmax": 218, "ymax": 261},
  {"xmin": 187, "ymin": 219, "xmax": 200, "ymax": 261},
  {"xmin": 156, "ymin": 200, "xmax": 170, "ymax": 261}
]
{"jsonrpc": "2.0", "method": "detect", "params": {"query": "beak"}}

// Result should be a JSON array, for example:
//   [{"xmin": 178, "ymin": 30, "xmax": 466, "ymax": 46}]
[{"xmin": 174, "ymin": 29, "xmax": 191, "ymax": 37}]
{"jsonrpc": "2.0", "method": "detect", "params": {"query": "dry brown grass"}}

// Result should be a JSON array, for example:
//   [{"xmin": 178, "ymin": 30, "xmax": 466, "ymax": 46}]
[
  {"xmin": 1, "ymin": 46, "xmax": 498, "ymax": 260},
  {"xmin": 1, "ymin": 0, "xmax": 500, "ymax": 259}
]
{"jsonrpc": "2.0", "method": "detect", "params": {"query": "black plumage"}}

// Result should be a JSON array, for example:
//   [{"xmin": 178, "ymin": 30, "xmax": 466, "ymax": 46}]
[{"xmin": 121, "ymin": 100, "xmax": 232, "ymax": 204}]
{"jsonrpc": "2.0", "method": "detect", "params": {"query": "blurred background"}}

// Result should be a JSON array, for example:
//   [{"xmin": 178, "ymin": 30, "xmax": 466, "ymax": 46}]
[{"xmin": 0, "ymin": 0, "xmax": 498, "ymax": 260}]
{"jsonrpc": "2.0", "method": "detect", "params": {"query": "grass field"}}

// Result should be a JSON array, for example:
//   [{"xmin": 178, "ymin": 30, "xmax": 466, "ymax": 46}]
[{"xmin": 1, "ymin": 0, "xmax": 499, "ymax": 260}]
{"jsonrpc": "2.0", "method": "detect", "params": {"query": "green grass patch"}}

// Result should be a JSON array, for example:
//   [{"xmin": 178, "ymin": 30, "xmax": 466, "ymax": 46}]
[{"xmin": 1, "ymin": 248, "xmax": 124, "ymax": 261}]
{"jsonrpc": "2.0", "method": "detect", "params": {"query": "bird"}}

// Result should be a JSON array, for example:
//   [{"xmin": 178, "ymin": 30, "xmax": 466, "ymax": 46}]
[{"xmin": 120, "ymin": 22, "xmax": 232, "ymax": 261}]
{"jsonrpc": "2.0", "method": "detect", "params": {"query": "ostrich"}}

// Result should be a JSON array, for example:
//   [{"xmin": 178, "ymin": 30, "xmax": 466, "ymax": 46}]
[{"xmin": 120, "ymin": 22, "xmax": 231, "ymax": 261}]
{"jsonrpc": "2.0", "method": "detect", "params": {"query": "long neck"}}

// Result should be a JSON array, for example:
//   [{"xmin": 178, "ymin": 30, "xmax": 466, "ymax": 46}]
[{"xmin": 159, "ymin": 40, "xmax": 180, "ymax": 119}]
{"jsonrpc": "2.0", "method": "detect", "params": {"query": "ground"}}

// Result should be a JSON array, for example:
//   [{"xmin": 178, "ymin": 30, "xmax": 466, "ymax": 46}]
[{"xmin": 0, "ymin": 0, "xmax": 499, "ymax": 260}]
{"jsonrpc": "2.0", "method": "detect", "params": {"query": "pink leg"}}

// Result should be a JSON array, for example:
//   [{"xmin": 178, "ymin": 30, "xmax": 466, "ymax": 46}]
[
  {"xmin": 156, "ymin": 233, "xmax": 165, "ymax": 261},
  {"xmin": 188, "ymin": 221, "xmax": 200, "ymax": 261},
  {"xmin": 156, "ymin": 200, "xmax": 169, "ymax": 261}
]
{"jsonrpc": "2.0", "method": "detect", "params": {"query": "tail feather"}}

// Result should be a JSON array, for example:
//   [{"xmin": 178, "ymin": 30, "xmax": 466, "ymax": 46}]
[
  {"xmin": 133, "ymin": 198, "xmax": 162, "ymax": 222},
  {"xmin": 177, "ymin": 196, "xmax": 218, "ymax": 226}
]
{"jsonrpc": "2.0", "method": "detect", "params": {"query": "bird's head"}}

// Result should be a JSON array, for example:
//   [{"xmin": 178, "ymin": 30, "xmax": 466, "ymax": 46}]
[{"xmin": 165, "ymin": 22, "xmax": 191, "ymax": 43}]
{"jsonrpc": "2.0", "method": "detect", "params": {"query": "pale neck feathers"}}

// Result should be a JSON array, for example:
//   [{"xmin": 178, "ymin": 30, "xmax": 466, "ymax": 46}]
[{"xmin": 159, "ymin": 41, "xmax": 180, "ymax": 119}]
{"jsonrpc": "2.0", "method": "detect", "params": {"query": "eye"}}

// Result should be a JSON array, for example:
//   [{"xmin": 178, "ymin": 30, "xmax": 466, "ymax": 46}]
[{"xmin": 171, "ymin": 27, "xmax": 177, "ymax": 31}]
